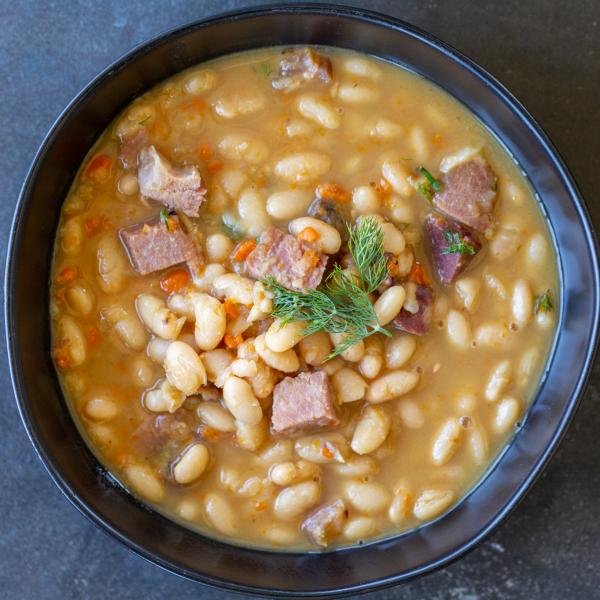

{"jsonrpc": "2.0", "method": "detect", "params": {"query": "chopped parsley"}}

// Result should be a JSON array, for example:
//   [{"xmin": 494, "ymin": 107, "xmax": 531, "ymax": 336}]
[
  {"xmin": 534, "ymin": 290, "xmax": 553, "ymax": 314},
  {"xmin": 138, "ymin": 115, "xmax": 151, "ymax": 126},
  {"xmin": 441, "ymin": 229, "xmax": 476, "ymax": 255},
  {"xmin": 413, "ymin": 166, "xmax": 443, "ymax": 202},
  {"xmin": 417, "ymin": 166, "xmax": 443, "ymax": 193},
  {"xmin": 159, "ymin": 208, "xmax": 171, "ymax": 232}
]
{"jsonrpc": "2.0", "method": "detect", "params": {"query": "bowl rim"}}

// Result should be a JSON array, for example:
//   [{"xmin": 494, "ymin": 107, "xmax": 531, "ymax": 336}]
[{"xmin": 5, "ymin": 3, "xmax": 600, "ymax": 596}]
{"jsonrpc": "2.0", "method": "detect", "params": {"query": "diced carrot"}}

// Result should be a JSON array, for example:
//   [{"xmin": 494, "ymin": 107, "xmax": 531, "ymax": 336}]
[
  {"xmin": 254, "ymin": 501, "xmax": 267, "ymax": 512},
  {"xmin": 232, "ymin": 239, "xmax": 257, "ymax": 262},
  {"xmin": 386, "ymin": 255, "xmax": 399, "ymax": 277},
  {"xmin": 160, "ymin": 268, "xmax": 190, "ymax": 294},
  {"xmin": 85, "ymin": 154, "xmax": 113, "ymax": 182},
  {"xmin": 316, "ymin": 182, "xmax": 350, "ymax": 203},
  {"xmin": 84, "ymin": 216, "xmax": 103, "ymax": 236},
  {"xmin": 198, "ymin": 143, "xmax": 212, "ymax": 160},
  {"xmin": 223, "ymin": 298, "xmax": 239, "ymax": 319},
  {"xmin": 297, "ymin": 226, "xmax": 320, "ymax": 243},
  {"xmin": 322, "ymin": 446, "xmax": 334, "ymax": 459},
  {"xmin": 207, "ymin": 159, "xmax": 223, "ymax": 173},
  {"xmin": 86, "ymin": 326, "xmax": 102, "ymax": 345},
  {"xmin": 432, "ymin": 133, "xmax": 443, "ymax": 145},
  {"xmin": 201, "ymin": 426, "xmax": 222, "ymax": 442},
  {"xmin": 56, "ymin": 266, "xmax": 78, "ymax": 285},
  {"xmin": 224, "ymin": 333, "xmax": 243, "ymax": 349},
  {"xmin": 378, "ymin": 178, "xmax": 392, "ymax": 196},
  {"xmin": 304, "ymin": 249, "xmax": 321, "ymax": 268},
  {"xmin": 54, "ymin": 345, "xmax": 70, "ymax": 370},
  {"xmin": 180, "ymin": 98, "xmax": 207, "ymax": 112},
  {"xmin": 409, "ymin": 261, "xmax": 429, "ymax": 286}
]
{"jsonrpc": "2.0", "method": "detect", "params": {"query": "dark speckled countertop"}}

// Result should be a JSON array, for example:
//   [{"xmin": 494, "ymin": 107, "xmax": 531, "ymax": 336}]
[{"xmin": 2, "ymin": 1, "xmax": 599, "ymax": 598}]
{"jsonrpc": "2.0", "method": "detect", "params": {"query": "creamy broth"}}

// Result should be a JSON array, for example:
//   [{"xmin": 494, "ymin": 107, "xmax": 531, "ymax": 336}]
[{"xmin": 50, "ymin": 47, "xmax": 557, "ymax": 550}]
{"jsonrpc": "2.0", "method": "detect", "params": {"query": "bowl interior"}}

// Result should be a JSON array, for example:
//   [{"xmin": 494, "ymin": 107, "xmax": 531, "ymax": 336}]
[{"xmin": 5, "ymin": 5, "xmax": 599, "ymax": 596}]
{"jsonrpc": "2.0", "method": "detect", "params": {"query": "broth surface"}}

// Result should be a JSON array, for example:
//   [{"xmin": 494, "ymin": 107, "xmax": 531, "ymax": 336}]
[{"xmin": 50, "ymin": 47, "xmax": 557, "ymax": 550}]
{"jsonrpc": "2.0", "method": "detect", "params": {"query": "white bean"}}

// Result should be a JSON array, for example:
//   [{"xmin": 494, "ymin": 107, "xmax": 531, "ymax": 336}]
[
  {"xmin": 397, "ymin": 399, "xmax": 425, "ymax": 429},
  {"xmin": 431, "ymin": 418, "xmax": 462, "ymax": 466},
  {"xmin": 485, "ymin": 360, "xmax": 512, "ymax": 402},
  {"xmin": 333, "ymin": 368, "xmax": 367, "ymax": 404},
  {"xmin": 136, "ymin": 294, "xmax": 185, "ymax": 340},
  {"xmin": 380, "ymin": 222, "xmax": 406, "ymax": 254},
  {"xmin": 189, "ymin": 293, "xmax": 226, "ymax": 351},
  {"xmin": 332, "ymin": 456, "xmax": 379, "ymax": 478},
  {"xmin": 469, "ymin": 424, "xmax": 488, "ymax": 465},
  {"xmin": 517, "ymin": 347, "xmax": 539, "ymax": 386},
  {"xmin": 297, "ymin": 94, "xmax": 340, "ymax": 129},
  {"xmin": 254, "ymin": 334, "xmax": 299, "ymax": 373},
  {"xmin": 192, "ymin": 263, "xmax": 226, "ymax": 292},
  {"xmin": 65, "ymin": 283, "xmax": 95, "ymax": 316},
  {"xmin": 173, "ymin": 443, "xmax": 209, "ymax": 484},
  {"xmin": 124, "ymin": 464, "xmax": 164, "ymax": 502},
  {"xmin": 344, "ymin": 481, "xmax": 391, "ymax": 514},
  {"xmin": 527, "ymin": 233, "xmax": 548, "ymax": 267},
  {"xmin": 274, "ymin": 481, "xmax": 320, "ymax": 520},
  {"xmin": 144, "ymin": 379, "xmax": 186, "ymax": 413},
  {"xmin": 184, "ymin": 68, "xmax": 216, "ymax": 94},
  {"xmin": 274, "ymin": 152, "xmax": 331, "ymax": 185},
  {"xmin": 330, "ymin": 333, "xmax": 365, "ymax": 362},
  {"xmin": 147, "ymin": 337, "xmax": 171, "ymax": 364},
  {"xmin": 114, "ymin": 313, "xmax": 148, "ymax": 351},
  {"xmin": 475, "ymin": 321, "xmax": 511, "ymax": 348},
  {"xmin": 343, "ymin": 58, "xmax": 382, "ymax": 80},
  {"xmin": 343, "ymin": 517, "xmax": 376, "ymax": 541},
  {"xmin": 374, "ymin": 285, "xmax": 406, "ymax": 326},
  {"xmin": 289, "ymin": 216, "xmax": 342, "ymax": 254},
  {"xmin": 351, "ymin": 405, "xmax": 391, "ymax": 454},
  {"xmin": 96, "ymin": 234, "xmax": 127, "ymax": 294},
  {"xmin": 56, "ymin": 316, "xmax": 87, "ymax": 367},
  {"xmin": 494, "ymin": 397, "xmax": 521, "ymax": 434},
  {"xmin": 366, "ymin": 370, "xmax": 419, "ymax": 403},
  {"xmin": 381, "ymin": 160, "xmax": 412, "ymax": 197},
  {"xmin": 84, "ymin": 395, "xmax": 118, "ymax": 422},
  {"xmin": 266, "ymin": 189, "xmax": 313, "ymax": 220},
  {"xmin": 389, "ymin": 487, "xmax": 412, "ymax": 525},
  {"xmin": 413, "ymin": 489, "xmax": 454, "ymax": 520},
  {"xmin": 298, "ymin": 331, "xmax": 332, "ymax": 366},
  {"xmin": 212, "ymin": 273, "xmax": 254, "ymax": 306},
  {"xmin": 409, "ymin": 125, "xmax": 429, "ymax": 162},
  {"xmin": 204, "ymin": 492, "xmax": 237, "ymax": 535},
  {"xmin": 197, "ymin": 402, "xmax": 236, "ymax": 432},
  {"xmin": 205, "ymin": 233, "xmax": 234, "ymax": 263},
  {"xmin": 61, "ymin": 217, "xmax": 83, "ymax": 256},
  {"xmin": 237, "ymin": 187, "xmax": 270, "ymax": 237},
  {"xmin": 337, "ymin": 82, "xmax": 379, "ymax": 104},
  {"xmin": 213, "ymin": 89, "xmax": 266, "ymax": 119},
  {"xmin": 351, "ymin": 185, "xmax": 380, "ymax": 214},
  {"xmin": 164, "ymin": 341, "xmax": 207, "ymax": 396},
  {"xmin": 385, "ymin": 334, "xmax": 416, "ymax": 369},
  {"xmin": 265, "ymin": 319, "xmax": 306, "ymax": 352},
  {"xmin": 294, "ymin": 434, "xmax": 350, "ymax": 464},
  {"xmin": 446, "ymin": 309, "xmax": 472, "ymax": 349},
  {"xmin": 218, "ymin": 132, "xmax": 268, "ymax": 164},
  {"xmin": 455, "ymin": 277, "xmax": 481, "ymax": 313},
  {"xmin": 359, "ymin": 336, "xmax": 384, "ymax": 379},
  {"xmin": 223, "ymin": 376, "xmax": 262, "ymax": 425},
  {"xmin": 512, "ymin": 280, "xmax": 534, "ymax": 327},
  {"xmin": 236, "ymin": 418, "xmax": 268, "ymax": 451}
]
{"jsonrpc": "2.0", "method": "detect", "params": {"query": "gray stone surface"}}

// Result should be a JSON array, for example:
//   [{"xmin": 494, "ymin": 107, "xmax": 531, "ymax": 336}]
[{"xmin": 1, "ymin": 0, "xmax": 599, "ymax": 598}]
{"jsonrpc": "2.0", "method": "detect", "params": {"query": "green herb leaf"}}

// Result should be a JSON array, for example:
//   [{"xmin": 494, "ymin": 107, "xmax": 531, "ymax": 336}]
[
  {"xmin": 138, "ymin": 115, "xmax": 151, "ymax": 126},
  {"xmin": 159, "ymin": 208, "xmax": 171, "ymax": 232},
  {"xmin": 441, "ymin": 229, "xmax": 476, "ymax": 255},
  {"xmin": 220, "ymin": 213, "xmax": 245, "ymax": 241},
  {"xmin": 534, "ymin": 290, "xmax": 553, "ymax": 314},
  {"xmin": 416, "ymin": 181, "xmax": 434, "ymax": 202},
  {"xmin": 259, "ymin": 62, "xmax": 273, "ymax": 77},
  {"xmin": 417, "ymin": 166, "xmax": 443, "ymax": 193},
  {"xmin": 347, "ymin": 216, "xmax": 388, "ymax": 293},
  {"xmin": 266, "ymin": 266, "xmax": 390, "ymax": 360}
]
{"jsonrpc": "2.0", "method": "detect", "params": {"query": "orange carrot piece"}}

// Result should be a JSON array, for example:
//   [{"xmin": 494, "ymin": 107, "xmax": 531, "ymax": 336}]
[
  {"xmin": 322, "ymin": 446, "xmax": 334, "ymax": 460},
  {"xmin": 207, "ymin": 159, "xmax": 223, "ymax": 173},
  {"xmin": 86, "ymin": 326, "xmax": 102, "ymax": 345},
  {"xmin": 198, "ymin": 143, "xmax": 212, "ymax": 160},
  {"xmin": 409, "ymin": 261, "xmax": 429, "ymax": 286},
  {"xmin": 54, "ymin": 345, "xmax": 70, "ymax": 370},
  {"xmin": 84, "ymin": 216, "xmax": 103, "ymax": 236},
  {"xmin": 316, "ymin": 182, "xmax": 350, "ymax": 203},
  {"xmin": 223, "ymin": 298, "xmax": 239, "ymax": 319},
  {"xmin": 56, "ymin": 266, "xmax": 78, "ymax": 285},
  {"xmin": 297, "ymin": 226, "xmax": 320, "ymax": 243},
  {"xmin": 160, "ymin": 268, "xmax": 190, "ymax": 294},
  {"xmin": 180, "ymin": 98, "xmax": 207, "ymax": 112},
  {"xmin": 224, "ymin": 333, "xmax": 243, "ymax": 349},
  {"xmin": 85, "ymin": 154, "xmax": 113, "ymax": 182},
  {"xmin": 232, "ymin": 239, "xmax": 257, "ymax": 262}
]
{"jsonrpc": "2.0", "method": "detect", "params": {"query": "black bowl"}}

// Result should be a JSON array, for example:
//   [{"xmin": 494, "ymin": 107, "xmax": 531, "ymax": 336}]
[{"xmin": 5, "ymin": 4, "xmax": 600, "ymax": 596}]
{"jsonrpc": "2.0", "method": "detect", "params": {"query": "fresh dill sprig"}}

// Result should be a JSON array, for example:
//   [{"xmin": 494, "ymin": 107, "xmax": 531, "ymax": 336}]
[
  {"xmin": 266, "ymin": 264, "xmax": 390, "ymax": 359},
  {"xmin": 534, "ymin": 290, "xmax": 553, "ymax": 314},
  {"xmin": 159, "ymin": 208, "xmax": 171, "ymax": 232},
  {"xmin": 441, "ymin": 229, "xmax": 476, "ymax": 255},
  {"xmin": 347, "ymin": 216, "xmax": 388, "ymax": 293},
  {"xmin": 413, "ymin": 166, "xmax": 443, "ymax": 202},
  {"xmin": 417, "ymin": 166, "xmax": 443, "ymax": 193}
]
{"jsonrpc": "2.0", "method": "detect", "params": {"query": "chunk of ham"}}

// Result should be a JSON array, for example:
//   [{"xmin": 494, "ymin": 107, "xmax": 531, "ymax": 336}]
[
  {"xmin": 245, "ymin": 227, "xmax": 327, "ymax": 291},
  {"xmin": 137, "ymin": 146, "xmax": 206, "ymax": 218},
  {"xmin": 393, "ymin": 285, "xmax": 434, "ymax": 336},
  {"xmin": 118, "ymin": 128, "xmax": 147, "ymax": 169},
  {"xmin": 272, "ymin": 48, "xmax": 333, "ymax": 91},
  {"xmin": 119, "ymin": 214, "xmax": 202, "ymax": 276},
  {"xmin": 433, "ymin": 158, "xmax": 497, "ymax": 234},
  {"xmin": 272, "ymin": 371, "xmax": 339, "ymax": 435},
  {"xmin": 302, "ymin": 499, "xmax": 348, "ymax": 547},
  {"xmin": 425, "ymin": 213, "xmax": 481, "ymax": 285}
]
